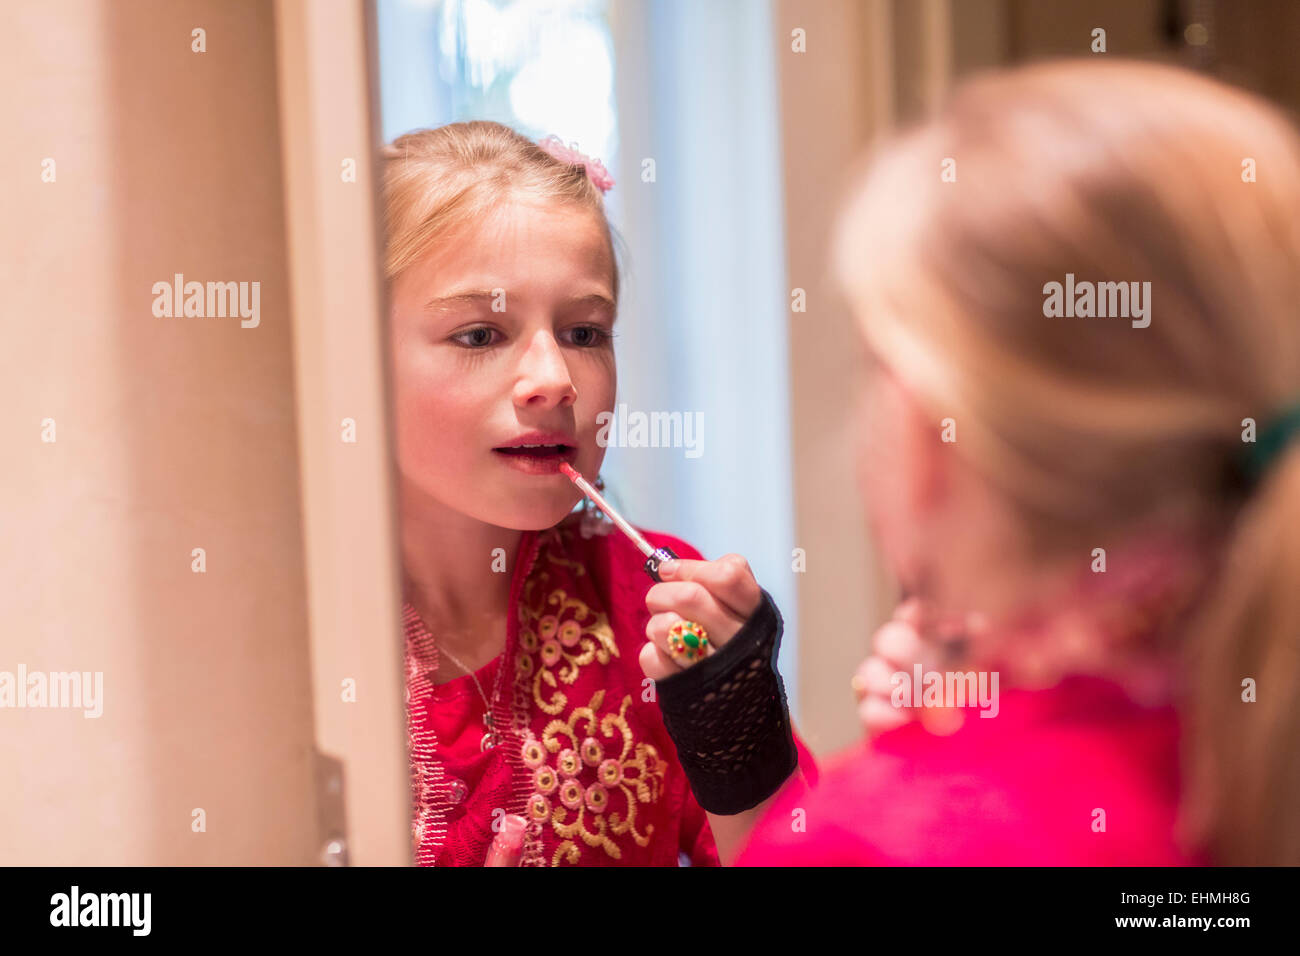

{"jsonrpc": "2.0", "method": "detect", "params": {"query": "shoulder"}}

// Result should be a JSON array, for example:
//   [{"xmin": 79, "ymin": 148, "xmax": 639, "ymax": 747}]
[{"xmin": 739, "ymin": 681, "xmax": 1192, "ymax": 865}]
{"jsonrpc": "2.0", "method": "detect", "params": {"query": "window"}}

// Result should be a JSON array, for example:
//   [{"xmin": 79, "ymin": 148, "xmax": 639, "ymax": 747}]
[{"xmin": 377, "ymin": 0, "xmax": 799, "ymax": 719}]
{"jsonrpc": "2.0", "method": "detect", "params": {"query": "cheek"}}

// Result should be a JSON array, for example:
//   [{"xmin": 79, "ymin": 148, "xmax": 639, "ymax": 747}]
[
  {"xmin": 856, "ymin": 384, "xmax": 915, "ymax": 566},
  {"xmin": 571, "ymin": 358, "xmax": 616, "ymax": 429},
  {"xmin": 856, "ymin": 384, "xmax": 899, "ymax": 503},
  {"xmin": 392, "ymin": 352, "xmax": 485, "ymax": 477},
  {"xmin": 859, "ymin": 418, "xmax": 895, "ymax": 530}
]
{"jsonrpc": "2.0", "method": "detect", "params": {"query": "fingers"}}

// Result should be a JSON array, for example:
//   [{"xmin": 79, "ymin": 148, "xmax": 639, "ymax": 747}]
[
  {"xmin": 639, "ymin": 548, "xmax": 759, "ymax": 676},
  {"xmin": 856, "ymin": 600, "xmax": 982, "ymax": 740},
  {"xmin": 852, "ymin": 654, "xmax": 896, "ymax": 699},
  {"xmin": 875, "ymin": 611, "xmax": 967, "ymax": 672},
  {"xmin": 643, "ymin": 611, "xmax": 684, "ymax": 667},
  {"xmin": 853, "ymin": 653, "xmax": 917, "ymax": 738},
  {"xmin": 899, "ymin": 600, "xmax": 988, "ymax": 664},
  {"xmin": 873, "ymin": 619, "xmax": 926, "ymax": 665},
  {"xmin": 859, "ymin": 692, "xmax": 913, "ymax": 737},
  {"xmin": 641, "ymin": 553, "xmax": 764, "ymax": 679},
  {"xmin": 853, "ymin": 649, "xmax": 917, "ymax": 739},
  {"xmin": 893, "ymin": 596, "xmax": 924, "ymax": 628},
  {"xmin": 645, "ymin": 579, "xmax": 746, "ymax": 650},
  {"xmin": 638, "ymin": 638, "xmax": 680, "ymax": 681},
  {"xmin": 656, "ymin": 554, "xmax": 762, "ymax": 620}
]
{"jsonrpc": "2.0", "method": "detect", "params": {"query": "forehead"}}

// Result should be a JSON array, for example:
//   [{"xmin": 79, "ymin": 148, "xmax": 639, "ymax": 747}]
[{"xmin": 406, "ymin": 197, "xmax": 614, "ymax": 301}]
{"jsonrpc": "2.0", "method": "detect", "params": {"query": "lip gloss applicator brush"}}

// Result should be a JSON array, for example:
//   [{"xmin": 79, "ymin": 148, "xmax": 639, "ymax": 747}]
[{"xmin": 559, "ymin": 462, "xmax": 679, "ymax": 581}]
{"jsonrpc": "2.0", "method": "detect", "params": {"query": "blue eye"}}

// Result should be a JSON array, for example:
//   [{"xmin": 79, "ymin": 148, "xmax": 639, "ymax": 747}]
[
  {"xmin": 564, "ymin": 325, "xmax": 614, "ymax": 348},
  {"xmin": 451, "ymin": 326, "xmax": 500, "ymax": 348}
]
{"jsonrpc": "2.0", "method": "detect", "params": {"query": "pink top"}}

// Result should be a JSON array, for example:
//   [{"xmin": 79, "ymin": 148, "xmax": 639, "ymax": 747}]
[{"xmin": 736, "ymin": 674, "xmax": 1207, "ymax": 865}]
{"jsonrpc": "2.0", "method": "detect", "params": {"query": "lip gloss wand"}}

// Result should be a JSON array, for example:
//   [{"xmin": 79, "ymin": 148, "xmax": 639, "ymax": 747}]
[{"xmin": 559, "ymin": 463, "xmax": 679, "ymax": 581}]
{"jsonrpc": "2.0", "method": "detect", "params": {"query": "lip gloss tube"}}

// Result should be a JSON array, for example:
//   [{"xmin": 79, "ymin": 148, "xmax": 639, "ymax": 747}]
[
  {"xmin": 559, "ymin": 463, "xmax": 679, "ymax": 581},
  {"xmin": 484, "ymin": 813, "xmax": 527, "ymax": 867}
]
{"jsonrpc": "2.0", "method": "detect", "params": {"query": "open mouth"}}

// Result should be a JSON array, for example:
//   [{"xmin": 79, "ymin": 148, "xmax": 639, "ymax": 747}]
[
  {"xmin": 491, "ymin": 444, "xmax": 580, "ymax": 475},
  {"xmin": 492, "ymin": 443, "xmax": 576, "ymax": 459}
]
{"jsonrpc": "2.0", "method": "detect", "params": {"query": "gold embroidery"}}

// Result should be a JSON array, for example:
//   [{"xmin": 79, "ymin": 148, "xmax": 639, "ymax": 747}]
[
  {"xmin": 539, "ymin": 691, "xmax": 667, "ymax": 865},
  {"xmin": 543, "ymin": 547, "xmax": 588, "ymax": 577},
  {"xmin": 520, "ymin": 585, "xmax": 618, "ymax": 716},
  {"xmin": 514, "ymin": 531, "xmax": 666, "ymax": 866}
]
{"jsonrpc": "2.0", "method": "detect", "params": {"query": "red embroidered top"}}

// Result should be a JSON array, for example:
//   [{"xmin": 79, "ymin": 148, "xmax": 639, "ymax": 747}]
[{"xmin": 404, "ymin": 513, "xmax": 817, "ymax": 866}]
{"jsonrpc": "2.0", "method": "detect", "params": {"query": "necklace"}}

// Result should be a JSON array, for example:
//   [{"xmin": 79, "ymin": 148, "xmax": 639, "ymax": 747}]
[{"xmin": 436, "ymin": 640, "xmax": 504, "ymax": 751}]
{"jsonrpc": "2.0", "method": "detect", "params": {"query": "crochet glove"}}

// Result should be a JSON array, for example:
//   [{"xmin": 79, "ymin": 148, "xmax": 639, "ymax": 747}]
[{"xmin": 653, "ymin": 588, "xmax": 799, "ymax": 815}]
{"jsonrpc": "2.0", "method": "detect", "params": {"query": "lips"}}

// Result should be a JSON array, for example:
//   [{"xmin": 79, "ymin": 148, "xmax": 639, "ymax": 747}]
[
  {"xmin": 493, "ymin": 430, "xmax": 576, "ymax": 453},
  {"xmin": 493, "ymin": 443, "xmax": 574, "ymax": 457},
  {"xmin": 492, "ymin": 431, "xmax": 578, "ymax": 473}
]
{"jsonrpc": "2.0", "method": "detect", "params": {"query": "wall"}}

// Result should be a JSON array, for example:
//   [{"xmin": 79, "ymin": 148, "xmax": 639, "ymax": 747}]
[{"xmin": 0, "ymin": 0, "xmax": 407, "ymax": 865}]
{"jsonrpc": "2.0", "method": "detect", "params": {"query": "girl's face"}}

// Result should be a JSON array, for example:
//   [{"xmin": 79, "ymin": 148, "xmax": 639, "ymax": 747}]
[{"xmin": 389, "ymin": 196, "xmax": 617, "ymax": 530}]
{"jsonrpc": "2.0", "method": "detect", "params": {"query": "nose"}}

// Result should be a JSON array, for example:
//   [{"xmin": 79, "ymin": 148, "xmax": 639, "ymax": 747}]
[{"xmin": 513, "ymin": 329, "xmax": 577, "ymax": 409}]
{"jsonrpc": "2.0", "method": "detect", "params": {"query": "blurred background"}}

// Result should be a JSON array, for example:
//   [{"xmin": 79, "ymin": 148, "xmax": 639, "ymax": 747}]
[{"xmin": 3, "ymin": 0, "xmax": 1298, "ymax": 864}]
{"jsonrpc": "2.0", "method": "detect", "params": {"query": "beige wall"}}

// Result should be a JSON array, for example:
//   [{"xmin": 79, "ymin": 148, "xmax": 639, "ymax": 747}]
[
  {"xmin": 773, "ymin": 0, "xmax": 892, "ymax": 757},
  {"xmin": 0, "ymin": 0, "xmax": 406, "ymax": 865},
  {"xmin": 274, "ymin": 0, "xmax": 410, "ymax": 866}
]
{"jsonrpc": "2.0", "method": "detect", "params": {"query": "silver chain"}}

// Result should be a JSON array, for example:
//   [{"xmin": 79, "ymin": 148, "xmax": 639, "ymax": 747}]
[{"xmin": 436, "ymin": 640, "xmax": 504, "ymax": 751}]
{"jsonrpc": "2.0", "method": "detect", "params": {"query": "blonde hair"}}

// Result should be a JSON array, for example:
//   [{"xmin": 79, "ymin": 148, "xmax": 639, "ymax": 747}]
[
  {"xmin": 833, "ymin": 59, "xmax": 1300, "ymax": 864},
  {"xmin": 380, "ymin": 120, "xmax": 619, "ymax": 295}
]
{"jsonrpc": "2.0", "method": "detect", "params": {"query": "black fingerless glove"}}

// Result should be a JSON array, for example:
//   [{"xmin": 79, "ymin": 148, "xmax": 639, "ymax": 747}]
[{"xmin": 654, "ymin": 588, "xmax": 799, "ymax": 815}]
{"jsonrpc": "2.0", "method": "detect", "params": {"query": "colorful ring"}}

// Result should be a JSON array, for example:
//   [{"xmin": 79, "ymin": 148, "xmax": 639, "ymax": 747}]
[{"xmin": 666, "ymin": 619, "xmax": 712, "ymax": 663}]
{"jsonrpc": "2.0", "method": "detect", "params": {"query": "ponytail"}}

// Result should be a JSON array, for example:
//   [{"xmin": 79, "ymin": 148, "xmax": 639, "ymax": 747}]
[{"xmin": 1182, "ymin": 441, "xmax": 1300, "ymax": 864}]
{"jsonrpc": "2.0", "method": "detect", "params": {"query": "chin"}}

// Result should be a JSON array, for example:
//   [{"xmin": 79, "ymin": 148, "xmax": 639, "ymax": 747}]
[{"xmin": 482, "ymin": 493, "xmax": 582, "ymax": 532}]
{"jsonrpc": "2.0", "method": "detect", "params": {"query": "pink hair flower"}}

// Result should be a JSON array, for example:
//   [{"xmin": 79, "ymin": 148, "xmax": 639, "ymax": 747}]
[{"xmin": 536, "ymin": 135, "xmax": 615, "ymax": 193}]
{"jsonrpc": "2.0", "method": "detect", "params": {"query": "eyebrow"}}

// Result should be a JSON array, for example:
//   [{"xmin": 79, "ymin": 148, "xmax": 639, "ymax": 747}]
[
  {"xmin": 423, "ymin": 290, "xmax": 617, "ymax": 320},
  {"xmin": 423, "ymin": 291, "xmax": 496, "ymax": 313}
]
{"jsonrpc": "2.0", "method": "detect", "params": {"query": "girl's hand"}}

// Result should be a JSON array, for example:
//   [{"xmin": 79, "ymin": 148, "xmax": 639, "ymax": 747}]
[
  {"xmin": 852, "ymin": 598, "xmax": 985, "ymax": 738},
  {"xmin": 640, "ymin": 554, "xmax": 763, "ymax": 680}
]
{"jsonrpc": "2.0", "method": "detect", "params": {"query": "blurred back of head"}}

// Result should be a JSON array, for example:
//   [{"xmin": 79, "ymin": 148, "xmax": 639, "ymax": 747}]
[{"xmin": 834, "ymin": 59, "xmax": 1300, "ymax": 864}]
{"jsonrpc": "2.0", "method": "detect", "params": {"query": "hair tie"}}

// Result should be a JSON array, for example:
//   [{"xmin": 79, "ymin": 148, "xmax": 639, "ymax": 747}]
[
  {"xmin": 1244, "ymin": 401, "xmax": 1300, "ymax": 483},
  {"xmin": 536, "ymin": 135, "xmax": 615, "ymax": 193}
]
